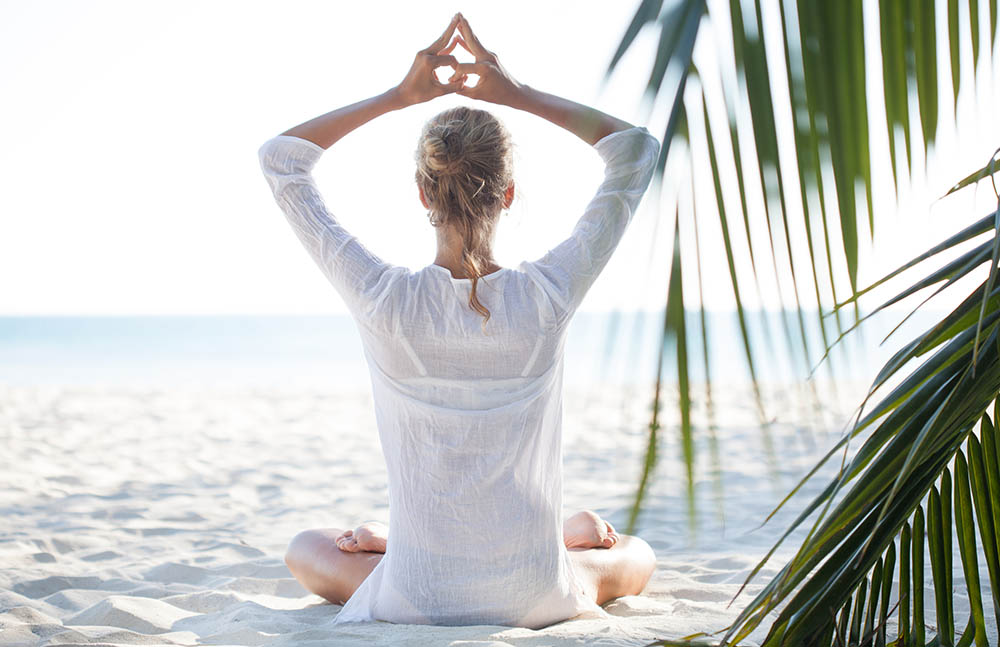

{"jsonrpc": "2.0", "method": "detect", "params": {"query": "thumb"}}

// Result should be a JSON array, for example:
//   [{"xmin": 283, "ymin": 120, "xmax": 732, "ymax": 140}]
[
  {"xmin": 440, "ymin": 75, "xmax": 467, "ymax": 95},
  {"xmin": 456, "ymin": 84, "xmax": 479, "ymax": 99}
]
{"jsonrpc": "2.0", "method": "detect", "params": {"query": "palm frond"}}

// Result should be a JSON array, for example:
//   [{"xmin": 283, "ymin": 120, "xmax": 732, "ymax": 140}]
[
  {"xmin": 611, "ymin": 0, "xmax": 1000, "ymax": 545},
  {"xmin": 722, "ymin": 170, "xmax": 1000, "ymax": 646},
  {"xmin": 609, "ymin": 1, "xmax": 1000, "ymax": 640}
]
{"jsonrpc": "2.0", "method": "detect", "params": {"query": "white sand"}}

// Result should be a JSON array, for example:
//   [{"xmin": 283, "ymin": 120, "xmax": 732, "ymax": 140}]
[{"xmin": 1, "ymin": 382, "xmax": 989, "ymax": 646}]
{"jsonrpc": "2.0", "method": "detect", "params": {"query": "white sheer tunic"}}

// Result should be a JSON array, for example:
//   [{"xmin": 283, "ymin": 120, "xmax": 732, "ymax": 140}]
[{"xmin": 258, "ymin": 125, "xmax": 660, "ymax": 629}]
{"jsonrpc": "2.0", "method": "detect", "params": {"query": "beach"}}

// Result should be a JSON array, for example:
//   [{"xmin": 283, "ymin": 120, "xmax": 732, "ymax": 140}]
[
  {"xmin": 0, "ymin": 313, "xmax": 995, "ymax": 646},
  {"xmin": 0, "ymin": 377, "xmax": 923, "ymax": 647}
]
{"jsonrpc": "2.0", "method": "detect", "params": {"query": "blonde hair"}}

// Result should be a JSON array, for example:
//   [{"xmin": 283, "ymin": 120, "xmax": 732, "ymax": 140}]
[{"xmin": 415, "ymin": 106, "xmax": 514, "ymax": 333}]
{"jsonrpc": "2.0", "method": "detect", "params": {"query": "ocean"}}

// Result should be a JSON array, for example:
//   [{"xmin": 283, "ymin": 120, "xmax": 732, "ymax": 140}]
[{"xmin": 0, "ymin": 308, "xmax": 937, "ymax": 390}]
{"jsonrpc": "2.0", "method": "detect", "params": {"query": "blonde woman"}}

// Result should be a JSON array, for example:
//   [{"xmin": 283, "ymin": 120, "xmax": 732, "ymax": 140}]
[{"xmin": 259, "ymin": 13, "xmax": 661, "ymax": 629}]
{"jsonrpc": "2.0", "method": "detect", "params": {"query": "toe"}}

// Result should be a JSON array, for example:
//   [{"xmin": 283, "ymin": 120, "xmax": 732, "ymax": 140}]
[
  {"xmin": 601, "ymin": 525, "xmax": 617, "ymax": 548},
  {"xmin": 353, "ymin": 522, "xmax": 389, "ymax": 553},
  {"xmin": 336, "ymin": 535, "xmax": 359, "ymax": 552},
  {"xmin": 564, "ymin": 510, "xmax": 619, "ymax": 550}
]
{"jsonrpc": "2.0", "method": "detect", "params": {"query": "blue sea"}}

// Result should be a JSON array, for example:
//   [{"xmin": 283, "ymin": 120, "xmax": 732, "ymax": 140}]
[{"xmin": 0, "ymin": 308, "xmax": 946, "ymax": 390}]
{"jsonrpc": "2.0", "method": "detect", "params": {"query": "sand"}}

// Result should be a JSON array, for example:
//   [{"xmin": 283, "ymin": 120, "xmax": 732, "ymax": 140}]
[{"xmin": 1, "ymin": 381, "xmax": 986, "ymax": 646}]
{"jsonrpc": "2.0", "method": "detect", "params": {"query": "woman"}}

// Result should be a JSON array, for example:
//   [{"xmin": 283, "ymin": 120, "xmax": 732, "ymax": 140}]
[{"xmin": 258, "ymin": 13, "xmax": 661, "ymax": 629}]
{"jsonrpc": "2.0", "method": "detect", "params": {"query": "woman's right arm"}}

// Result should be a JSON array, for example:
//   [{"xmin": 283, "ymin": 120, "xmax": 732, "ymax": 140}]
[
  {"xmin": 519, "ymin": 124, "xmax": 660, "ymax": 321},
  {"xmin": 448, "ymin": 14, "xmax": 634, "ymax": 144},
  {"xmin": 448, "ymin": 15, "xmax": 661, "ymax": 321},
  {"xmin": 506, "ymin": 87, "xmax": 636, "ymax": 146}
]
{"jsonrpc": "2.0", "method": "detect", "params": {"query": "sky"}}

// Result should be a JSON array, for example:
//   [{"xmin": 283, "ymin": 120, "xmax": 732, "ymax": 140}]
[{"xmin": 1, "ymin": 1, "xmax": 998, "ymax": 316}]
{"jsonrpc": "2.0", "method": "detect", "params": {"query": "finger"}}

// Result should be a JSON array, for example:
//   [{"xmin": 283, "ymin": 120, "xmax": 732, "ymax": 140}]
[
  {"xmin": 427, "ymin": 13, "xmax": 461, "ymax": 53},
  {"xmin": 445, "ymin": 69, "xmax": 469, "ymax": 93},
  {"xmin": 437, "ymin": 36, "xmax": 459, "ymax": 56},
  {"xmin": 453, "ymin": 61, "xmax": 488, "ymax": 76},
  {"xmin": 457, "ymin": 15, "xmax": 490, "ymax": 58},
  {"xmin": 436, "ymin": 76, "xmax": 466, "ymax": 96},
  {"xmin": 435, "ymin": 68, "xmax": 466, "ymax": 87},
  {"xmin": 457, "ymin": 83, "xmax": 480, "ymax": 99},
  {"xmin": 438, "ymin": 34, "xmax": 469, "ymax": 56},
  {"xmin": 446, "ymin": 34, "xmax": 473, "ymax": 56},
  {"xmin": 426, "ymin": 54, "xmax": 458, "ymax": 69}
]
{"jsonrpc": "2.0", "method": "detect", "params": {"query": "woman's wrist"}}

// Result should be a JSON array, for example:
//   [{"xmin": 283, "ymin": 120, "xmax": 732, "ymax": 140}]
[
  {"xmin": 383, "ymin": 86, "xmax": 413, "ymax": 111},
  {"xmin": 504, "ymin": 84, "xmax": 534, "ymax": 111}
]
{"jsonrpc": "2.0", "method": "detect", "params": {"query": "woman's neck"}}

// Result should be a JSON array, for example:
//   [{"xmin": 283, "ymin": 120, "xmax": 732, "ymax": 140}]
[
  {"xmin": 434, "ymin": 224, "xmax": 500, "ymax": 277},
  {"xmin": 432, "ymin": 255, "xmax": 502, "ymax": 278}
]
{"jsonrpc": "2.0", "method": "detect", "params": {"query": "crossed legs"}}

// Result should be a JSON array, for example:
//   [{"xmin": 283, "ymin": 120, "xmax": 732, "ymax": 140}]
[{"xmin": 283, "ymin": 510, "xmax": 656, "ymax": 608}]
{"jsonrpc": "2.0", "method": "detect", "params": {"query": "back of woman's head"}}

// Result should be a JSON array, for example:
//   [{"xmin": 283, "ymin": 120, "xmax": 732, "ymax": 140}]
[{"xmin": 415, "ymin": 106, "xmax": 514, "ymax": 332}]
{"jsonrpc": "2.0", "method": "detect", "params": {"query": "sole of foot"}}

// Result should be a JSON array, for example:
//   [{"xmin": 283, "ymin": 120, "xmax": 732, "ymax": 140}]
[
  {"xmin": 564, "ymin": 510, "xmax": 619, "ymax": 549},
  {"xmin": 335, "ymin": 521, "xmax": 388, "ymax": 553}
]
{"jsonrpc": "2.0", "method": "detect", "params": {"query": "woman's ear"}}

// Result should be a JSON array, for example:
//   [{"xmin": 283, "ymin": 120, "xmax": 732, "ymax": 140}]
[
  {"xmin": 418, "ymin": 185, "xmax": 430, "ymax": 209},
  {"xmin": 503, "ymin": 181, "xmax": 515, "ymax": 209}
]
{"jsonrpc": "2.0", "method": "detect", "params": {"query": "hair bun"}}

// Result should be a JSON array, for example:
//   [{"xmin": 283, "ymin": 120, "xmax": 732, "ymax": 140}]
[{"xmin": 422, "ymin": 129, "xmax": 466, "ymax": 176}]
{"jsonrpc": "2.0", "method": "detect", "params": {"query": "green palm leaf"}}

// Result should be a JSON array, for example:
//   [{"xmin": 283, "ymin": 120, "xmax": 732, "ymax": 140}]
[
  {"xmin": 611, "ymin": 0, "xmax": 998, "ymax": 529},
  {"xmin": 721, "ymin": 178, "xmax": 1000, "ymax": 645},
  {"xmin": 607, "ymin": 0, "xmax": 1000, "ymax": 643}
]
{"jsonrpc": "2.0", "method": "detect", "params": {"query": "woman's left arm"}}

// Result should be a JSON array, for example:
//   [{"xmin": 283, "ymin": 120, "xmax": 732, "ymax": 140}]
[
  {"xmin": 258, "ymin": 14, "xmax": 465, "ymax": 320},
  {"xmin": 278, "ymin": 13, "xmax": 465, "ymax": 149}
]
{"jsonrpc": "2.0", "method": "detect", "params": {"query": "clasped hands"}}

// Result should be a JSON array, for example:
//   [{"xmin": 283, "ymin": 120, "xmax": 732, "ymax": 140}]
[{"xmin": 395, "ymin": 12, "xmax": 522, "ymax": 107}]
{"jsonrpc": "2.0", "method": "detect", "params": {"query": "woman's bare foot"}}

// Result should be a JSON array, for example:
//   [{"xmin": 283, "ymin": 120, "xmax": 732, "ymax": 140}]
[
  {"xmin": 563, "ymin": 510, "xmax": 619, "ymax": 549},
  {"xmin": 335, "ymin": 521, "xmax": 388, "ymax": 553}
]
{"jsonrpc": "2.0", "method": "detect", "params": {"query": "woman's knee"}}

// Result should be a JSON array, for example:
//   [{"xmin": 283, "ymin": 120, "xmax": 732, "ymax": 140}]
[
  {"xmin": 622, "ymin": 534, "xmax": 656, "ymax": 583},
  {"xmin": 285, "ymin": 528, "xmax": 341, "ymax": 571},
  {"xmin": 605, "ymin": 534, "xmax": 656, "ymax": 598}
]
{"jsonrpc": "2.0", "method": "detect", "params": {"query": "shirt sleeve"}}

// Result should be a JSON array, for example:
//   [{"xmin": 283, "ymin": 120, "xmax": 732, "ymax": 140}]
[
  {"xmin": 520, "ymin": 126, "xmax": 661, "ymax": 323},
  {"xmin": 258, "ymin": 135, "xmax": 403, "ymax": 321}
]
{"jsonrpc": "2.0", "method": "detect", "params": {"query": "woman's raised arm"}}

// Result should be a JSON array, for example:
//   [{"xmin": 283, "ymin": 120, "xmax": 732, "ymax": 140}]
[
  {"xmin": 279, "ymin": 14, "xmax": 467, "ymax": 149},
  {"xmin": 445, "ymin": 14, "xmax": 635, "ymax": 145},
  {"xmin": 259, "ymin": 15, "xmax": 468, "ymax": 321}
]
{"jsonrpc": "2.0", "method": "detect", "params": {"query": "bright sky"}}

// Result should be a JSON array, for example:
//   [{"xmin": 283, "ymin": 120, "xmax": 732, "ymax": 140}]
[{"xmin": 1, "ymin": 1, "xmax": 998, "ymax": 316}]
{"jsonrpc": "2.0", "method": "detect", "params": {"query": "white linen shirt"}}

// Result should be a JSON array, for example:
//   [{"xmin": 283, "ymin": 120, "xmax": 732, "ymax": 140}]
[{"xmin": 258, "ymin": 125, "xmax": 660, "ymax": 629}]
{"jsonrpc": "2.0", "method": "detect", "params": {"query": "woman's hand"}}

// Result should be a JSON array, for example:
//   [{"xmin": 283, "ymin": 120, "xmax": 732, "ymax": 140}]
[
  {"xmin": 445, "ymin": 14, "xmax": 525, "ymax": 107},
  {"xmin": 394, "ymin": 14, "xmax": 467, "ymax": 107}
]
